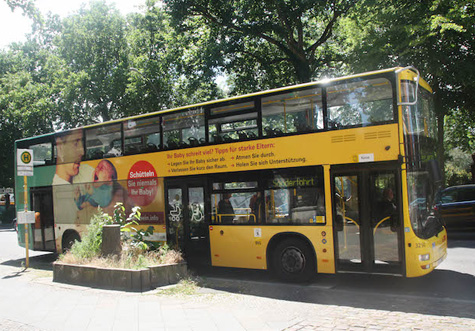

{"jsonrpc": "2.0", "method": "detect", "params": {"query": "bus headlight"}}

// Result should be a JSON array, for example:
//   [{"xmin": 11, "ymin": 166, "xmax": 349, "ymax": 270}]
[{"xmin": 419, "ymin": 253, "xmax": 430, "ymax": 261}]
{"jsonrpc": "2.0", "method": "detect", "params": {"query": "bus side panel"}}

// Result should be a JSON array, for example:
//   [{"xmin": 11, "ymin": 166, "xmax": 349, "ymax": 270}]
[
  {"xmin": 210, "ymin": 226, "xmax": 265, "ymax": 269},
  {"xmin": 209, "ymin": 225, "xmax": 335, "ymax": 274},
  {"xmin": 15, "ymin": 166, "xmax": 56, "ymax": 249}
]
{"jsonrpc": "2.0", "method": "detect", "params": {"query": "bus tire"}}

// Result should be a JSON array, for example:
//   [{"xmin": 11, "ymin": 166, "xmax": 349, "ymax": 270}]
[
  {"xmin": 62, "ymin": 231, "xmax": 80, "ymax": 253},
  {"xmin": 272, "ymin": 238, "xmax": 315, "ymax": 283}
]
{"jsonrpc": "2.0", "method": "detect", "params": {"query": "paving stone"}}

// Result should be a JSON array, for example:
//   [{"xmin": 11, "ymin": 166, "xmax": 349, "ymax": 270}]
[{"xmin": 2, "ymin": 263, "xmax": 475, "ymax": 331}]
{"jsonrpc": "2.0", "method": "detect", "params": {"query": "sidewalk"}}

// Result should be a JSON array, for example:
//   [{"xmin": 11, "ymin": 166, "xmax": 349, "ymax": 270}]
[{"xmin": 1, "ymin": 262, "xmax": 475, "ymax": 331}]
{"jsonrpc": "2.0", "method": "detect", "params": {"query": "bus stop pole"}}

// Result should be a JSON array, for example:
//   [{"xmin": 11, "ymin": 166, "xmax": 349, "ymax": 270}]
[{"xmin": 24, "ymin": 175, "xmax": 29, "ymax": 269}]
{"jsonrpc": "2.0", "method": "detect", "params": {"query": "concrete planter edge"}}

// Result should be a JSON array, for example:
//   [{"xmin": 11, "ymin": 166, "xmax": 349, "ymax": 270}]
[{"xmin": 53, "ymin": 261, "xmax": 187, "ymax": 292}]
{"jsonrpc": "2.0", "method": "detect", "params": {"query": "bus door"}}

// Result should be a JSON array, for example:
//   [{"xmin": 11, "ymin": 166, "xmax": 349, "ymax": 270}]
[
  {"xmin": 332, "ymin": 166, "xmax": 403, "ymax": 274},
  {"xmin": 165, "ymin": 178, "xmax": 210, "ymax": 266},
  {"xmin": 30, "ymin": 186, "xmax": 55, "ymax": 251}
]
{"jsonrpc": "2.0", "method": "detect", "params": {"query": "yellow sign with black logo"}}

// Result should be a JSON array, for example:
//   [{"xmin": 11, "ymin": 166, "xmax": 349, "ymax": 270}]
[{"xmin": 21, "ymin": 151, "xmax": 32, "ymax": 164}]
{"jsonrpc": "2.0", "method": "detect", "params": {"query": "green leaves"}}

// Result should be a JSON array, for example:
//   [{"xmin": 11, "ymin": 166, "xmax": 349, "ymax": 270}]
[
  {"xmin": 58, "ymin": 1, "xmax": 130, "ymax": 124},
  {"xmin": 164, "ymin": 0, "xmax": 358, "ymax": 88},
  {"xmin": 345, "ymin": 0, "xmax": 475, "ymax": 183},
  {"xmin": 1, "ymin": 0, "xmax": 474, "ymax": 188}
]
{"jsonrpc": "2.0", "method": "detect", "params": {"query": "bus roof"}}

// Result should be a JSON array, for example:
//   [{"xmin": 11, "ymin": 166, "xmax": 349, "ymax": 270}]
[{"xmin": 16, "ymin": 66, "xmax": 424, "ymax": 143}]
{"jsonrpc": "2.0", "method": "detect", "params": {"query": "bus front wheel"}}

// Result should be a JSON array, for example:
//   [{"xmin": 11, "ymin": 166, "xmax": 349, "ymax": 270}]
[{"xmin": 272, "ymin": 238, "xmax": 315, "ymax": 282}]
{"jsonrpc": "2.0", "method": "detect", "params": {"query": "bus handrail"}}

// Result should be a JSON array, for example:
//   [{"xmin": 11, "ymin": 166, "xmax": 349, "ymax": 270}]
[
  {"xmin": 344, "ymin": 216, "xmax": 359, "ymax": 228},
  {"xmin": 396, "ymin": 66, "xmax": 420, "ymax": 106},
  {"xmin": 373, "ymin": 216, "xmax": 391, "ymax": 235}
]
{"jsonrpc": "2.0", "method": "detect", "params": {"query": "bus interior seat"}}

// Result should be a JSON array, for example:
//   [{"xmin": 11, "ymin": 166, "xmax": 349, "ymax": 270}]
[
  {"xmin": 91, "ymin": 150, "xmax": 104, "ymax": 159},
  {"xmin": 295, "ymin": 123, "xmax": 310, "ymax": 133},
  {"xmin": 264, "ymin": 127, "xmax": 274, "ymax": 136},
  {"xmin": 238, "ymin": 131, "xmax": 248, "ymax": 140},
  {"xmin": 125, "ymin": 145, "xmax": 140, "ymax": 155},
  {"xmin": 212, "ymin": 133, "xmax": 223, "ymax": 143},
  {"xmin": 188, "ymin": 137, "xmax": 199, "ymax": 147},
  {"xmin": 274, "ymin": 128, "xmax": 284, "ymax": 136},
  {"xmin": 247, "ymin": 131, "xmax": 257, "ymax": 139},
  {"xmin": 328, "ymin": 120, "xmax": 341, "ymax": 129},
  {"xmin": 166, "ymin": 140, "xmax": 179, "ymax": 149},
  {"xmin": 145, "ymin": 143, "xmax": 159, "ymax": 152},
  {"xmin": 222, "ymin": 134, "xmax": 233, "ymax": 142},
  {"xmin": 179, "ymin": 141, "xmax": 189, "ymax": 148},
  {"xmin": 265, "ymin": 127, "xmax": 284, "ymax": 137}
]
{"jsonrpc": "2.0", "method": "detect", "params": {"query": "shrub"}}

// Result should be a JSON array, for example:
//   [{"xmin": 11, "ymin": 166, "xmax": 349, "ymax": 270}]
[
  {"xmin": 68, "ymin": 210, "xmax": 111, "ymax": 261},
  {"xmin": 60, "ymin": 203, "xmax": 183, "ymax": 268}
]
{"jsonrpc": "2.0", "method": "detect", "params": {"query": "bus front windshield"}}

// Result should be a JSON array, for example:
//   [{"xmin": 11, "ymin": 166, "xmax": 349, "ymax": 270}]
[{"xmin": 402, "ymin": 82, "xmax": 443, "ymax": 238}]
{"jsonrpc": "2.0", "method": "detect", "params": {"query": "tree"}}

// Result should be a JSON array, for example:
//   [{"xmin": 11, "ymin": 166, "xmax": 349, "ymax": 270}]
[
  {"xmin": 0, "ymin": 40, "xmax": 59, "ymax": 186},
  {"xmin": 164, "ymin": 0, "xmax": 357, "ymax": 93},
  {"xmin": 56, "ymin": 1, "xmax": 130, "ymax": 126},
  {"xmin": 343, "ymin": 0, "xmax": 475, "ymax": 181},
  {"xmin": 5, "ymin": 0, "xmax": 41, "ymax": 22},
  {"xmin": 125, "ymin": 0, "xmax": 221, "ymax": 114}
]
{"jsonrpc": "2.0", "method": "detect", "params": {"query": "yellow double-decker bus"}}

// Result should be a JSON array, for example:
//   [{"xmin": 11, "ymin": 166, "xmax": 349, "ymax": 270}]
[{"xmin": 15, "ymin": 67, "xmax": 447, "ymax": 281}]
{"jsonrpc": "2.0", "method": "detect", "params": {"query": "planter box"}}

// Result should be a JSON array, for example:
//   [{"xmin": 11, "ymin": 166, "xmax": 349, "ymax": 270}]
[{"xmin": 53, "ymin": 262, "xmax": 187, "ymax": 292}]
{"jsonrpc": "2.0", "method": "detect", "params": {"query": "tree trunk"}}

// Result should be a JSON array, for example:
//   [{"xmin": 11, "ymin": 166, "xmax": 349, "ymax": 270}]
[{"xmin": 293, "ymin": 60, "xmax": 313, "ymax": 83}]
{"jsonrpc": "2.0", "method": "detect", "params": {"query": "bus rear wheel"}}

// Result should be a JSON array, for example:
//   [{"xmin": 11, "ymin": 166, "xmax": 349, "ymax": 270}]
[
  {"xmin": 62, "ymin": 231, "xmax": 80, "ymax": 253},
  {"xmin": 272, "ymin": 238, "xmax": 315, "ymax": 282}
]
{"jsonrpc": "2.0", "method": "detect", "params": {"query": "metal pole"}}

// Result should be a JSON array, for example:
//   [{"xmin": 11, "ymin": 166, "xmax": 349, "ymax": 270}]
[{"xmin": 23, "ymin": 175, "xmax": 29, "ymax": 268}]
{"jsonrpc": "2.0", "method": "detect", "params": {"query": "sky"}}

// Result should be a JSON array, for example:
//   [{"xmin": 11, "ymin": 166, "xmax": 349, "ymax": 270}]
[{"xmin": 0, "ymin": 0, "xmax": 146, "ymax": 49}]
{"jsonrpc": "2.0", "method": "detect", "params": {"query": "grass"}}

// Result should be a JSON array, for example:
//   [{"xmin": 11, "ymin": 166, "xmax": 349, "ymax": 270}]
[{"xmin": 157, "ymin": 278, "xmax": 199, "ymax": 296}]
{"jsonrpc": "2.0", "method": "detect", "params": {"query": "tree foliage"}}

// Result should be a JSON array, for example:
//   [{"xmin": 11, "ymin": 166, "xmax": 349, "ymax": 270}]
[
  {"xmin": 0, "ymin": 40, "xmax": 59, "ymax": 186},
  {"xmin": 57, "ymin": 1, "xmax": 130, "ymax": 125},
  {"xmin": 164, "ymin": 0, "xmax": 357, "ymax": 93},
  {"xmin": 125, "ymin": 0, "xmax": 221, "ymax": 114},
  {"xmin": 343, "ymin": 0, "xmax": 475, "ymax": 180},
  {"xmin": 346, "ymin": 0, "xmax": 475, "ymax": 116},
  {"xmin": 0, "ymin": 0, "xmax": 474, "ymax": 188},
  {"xmin": 5, "ymin": 0, "xmax": 41, "ymax": 22},
  {"xmin": 0, "ymin": 0, "xmax": 221, "ymax": 186}
]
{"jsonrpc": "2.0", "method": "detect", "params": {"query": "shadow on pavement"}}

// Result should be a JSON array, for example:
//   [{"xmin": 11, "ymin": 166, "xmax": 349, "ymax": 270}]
[
  {"xmin": 0, "ymin": 226, "xmax": 15, "ymax": 233},
  {"xmin": 447, "ymin": 231, "xmax": 475, "ymax": 248},
  {"xmin": 0, "ymin": 253, "xmax": 57, "ymax": 273},
  {"xmin": 190, "ymin": 265, "xmax": 475, "ymax": 319}
]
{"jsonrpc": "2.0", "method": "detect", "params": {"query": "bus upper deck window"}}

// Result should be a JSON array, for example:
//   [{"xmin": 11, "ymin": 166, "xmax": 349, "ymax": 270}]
[
  {"xmin": 30, "ymin": 142, "xmax": 53, "ymax": 166},
  {"xmin": 124, "ymin": 116, "xmax": 161, "ymax": 154},
  {"xmin": 208, "ymin": 101, "xmax": 257, "ymax": 143},
  {"xmin": 326, "ymin": 78, "xmax": 393, "ymax": 129},
  {"xmin": 262, "ymin": 88, "xmax": 323, "ymax": 136},
  {"xmin": 163, "ymin": 108, "xmax": 205, "ymax": 149},
  {"xmin": 85, "ymin": 124, "xmax": 122, "ymax": 159}
]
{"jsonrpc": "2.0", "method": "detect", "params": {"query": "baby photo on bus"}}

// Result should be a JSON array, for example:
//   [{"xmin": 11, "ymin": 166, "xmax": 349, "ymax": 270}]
[{"xmin": 74, "ymin": 160, "xmax": 118, "ymax": 210}]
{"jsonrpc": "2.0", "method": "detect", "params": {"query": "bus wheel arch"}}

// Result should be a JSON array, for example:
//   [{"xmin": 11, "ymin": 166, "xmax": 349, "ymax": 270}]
[
  {"xmin": 267, "ymin": 233, "xmax": 317, "ymax": 282},
  {"xmin": 62, "ymin": 230, "xmax": 81, "ymax": 252}
]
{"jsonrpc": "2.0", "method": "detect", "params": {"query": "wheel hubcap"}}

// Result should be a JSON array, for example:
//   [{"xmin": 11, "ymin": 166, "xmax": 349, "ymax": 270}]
[{"xmin": 281, "ymin": 246, "xmax": 305, "ymax": 273}]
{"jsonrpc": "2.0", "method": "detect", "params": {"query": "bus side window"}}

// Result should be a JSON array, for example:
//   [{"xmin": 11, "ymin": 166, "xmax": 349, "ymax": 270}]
[
  {"xmin": 326, "ymin": 78, "xmax": 394, "ymax": 129},
  {"xmin": 85, "ymin": 123, "xmax": 122, "ymax": 160},
  {"xmin": 262, "ymin": 88, "xmax": 323, "ymax": 136},
  {"xmin": 209, "ymin": 101, "xmax": 258, "ymax": 143},
  {"xmin": 163, "ymin": 108, "xmax": 205, "ymax": 150},
  {"xmin": 124, "ymin": 116, "xmax": 161, "ymax": 154}
]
